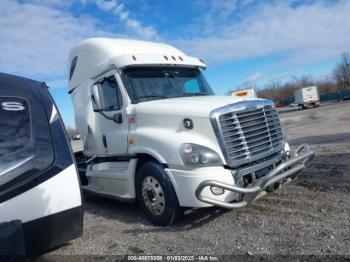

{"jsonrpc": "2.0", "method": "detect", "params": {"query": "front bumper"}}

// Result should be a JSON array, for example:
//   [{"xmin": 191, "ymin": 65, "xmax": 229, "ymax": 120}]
[{"xmin": 195, "ymin": 144, "xmax": 315, "ymax": 209}]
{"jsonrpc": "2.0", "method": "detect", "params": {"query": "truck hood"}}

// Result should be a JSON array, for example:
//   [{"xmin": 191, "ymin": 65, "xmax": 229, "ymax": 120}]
[{"xmin": 134, "ymin": 95, "xmax": 265, "ymax": 117}]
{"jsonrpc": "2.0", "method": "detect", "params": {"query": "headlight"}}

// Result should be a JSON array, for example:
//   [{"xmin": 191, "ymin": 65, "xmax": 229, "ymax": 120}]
[{"xmin": 179, "ymin": 143, "xmax": 223, "ymax": 166}]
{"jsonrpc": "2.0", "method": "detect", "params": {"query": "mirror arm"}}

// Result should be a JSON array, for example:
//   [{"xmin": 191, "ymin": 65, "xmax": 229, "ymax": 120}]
[
  {"xmin": 99, "ymin": 111, "xmax": 114, "ymax": 121},
  {"xmin": 98, "ymin": 111, "xmax": 122, "ymax": 124},
  {"xmin": 90, "ymin": 82, "xmax": 122, "ymax": 124}
]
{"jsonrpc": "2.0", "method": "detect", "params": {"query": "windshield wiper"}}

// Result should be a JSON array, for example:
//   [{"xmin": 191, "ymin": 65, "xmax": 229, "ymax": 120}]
[
  {"xmin": 183, "ymin": 93, "xmax": 209, "ymax": 96},
  {"xmin": 137, "ymin": 95, "xmax": 168, "ymax": 100}
]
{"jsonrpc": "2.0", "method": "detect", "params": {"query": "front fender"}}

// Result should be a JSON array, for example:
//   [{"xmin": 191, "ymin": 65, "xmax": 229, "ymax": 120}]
[{"xmin": 128, "ymin": 125, "xmax": 225, "ymax": 167}]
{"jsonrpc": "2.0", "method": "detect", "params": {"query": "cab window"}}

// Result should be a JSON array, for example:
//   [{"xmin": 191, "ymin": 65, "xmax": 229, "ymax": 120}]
[
  {"xmin": 100, "ymin": 76, "xmax": 123, "ymax": 111},
  {"xmin": 184, "ymin": 79, "xmax": 201, "ymax": 94}
]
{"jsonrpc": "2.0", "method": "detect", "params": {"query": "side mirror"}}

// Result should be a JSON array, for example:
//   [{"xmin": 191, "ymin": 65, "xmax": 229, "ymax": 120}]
[{"xmin": 90, "ymin": 84, "xmax": 103, "ymax": 112}]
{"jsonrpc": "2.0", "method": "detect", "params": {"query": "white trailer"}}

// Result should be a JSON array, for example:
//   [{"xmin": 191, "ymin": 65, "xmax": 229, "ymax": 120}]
[
  {"xmin": 68, "ymin": 38, "xmax": 314, "ymax": 226},
  {"xmin": 294, "ymin": 86, "xmax": 320, "ymax": 109}
]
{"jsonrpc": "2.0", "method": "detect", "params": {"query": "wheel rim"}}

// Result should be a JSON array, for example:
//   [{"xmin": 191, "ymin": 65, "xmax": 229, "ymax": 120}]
[{"xmin": 141, "ymin": 176, "xmax": 165, "ymax": 215}]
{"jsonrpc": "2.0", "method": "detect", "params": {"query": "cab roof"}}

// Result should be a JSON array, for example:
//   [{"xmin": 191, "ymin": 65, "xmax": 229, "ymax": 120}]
[
  {"xmin": 72, "ymin": 38, "xmax": 186, "ymax": 57},
  {"xmin": 68, "ymin": 38, "xmax": 206, "ymax": 91}
]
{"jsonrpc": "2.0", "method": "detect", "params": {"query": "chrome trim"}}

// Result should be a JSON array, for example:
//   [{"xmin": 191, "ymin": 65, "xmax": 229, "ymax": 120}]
[
  {"xmin": 233, "ymin": 153, "xmax": 283, "ymax": 178},
  {"xmin": 195, "ymin": 144, "xmax": 315, "ymax": 209},
  {"xmin": 210, "ymin": 99, "xmax": 284, "ymax": 167},
  {"xmin": 0, "ymin": 155, "xmax": 35, "ymax": 177}
]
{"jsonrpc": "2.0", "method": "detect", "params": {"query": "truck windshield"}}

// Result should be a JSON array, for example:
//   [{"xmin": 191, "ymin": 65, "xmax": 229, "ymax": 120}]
[{"xmin": 123, "ymin": 67, "xmax": 215, "ymax": 102}]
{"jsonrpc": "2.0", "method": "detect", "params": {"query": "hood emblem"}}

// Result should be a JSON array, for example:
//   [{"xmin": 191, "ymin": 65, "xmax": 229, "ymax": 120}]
[{"xmin": 245, "ymin": 105, "xmax": 257, "ymax": 111}]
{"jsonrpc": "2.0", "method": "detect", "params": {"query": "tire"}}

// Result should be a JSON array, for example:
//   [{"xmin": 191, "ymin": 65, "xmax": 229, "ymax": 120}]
[{"xmin": 136, "ymin": 161, "xmax": 184, "ymax": 226}]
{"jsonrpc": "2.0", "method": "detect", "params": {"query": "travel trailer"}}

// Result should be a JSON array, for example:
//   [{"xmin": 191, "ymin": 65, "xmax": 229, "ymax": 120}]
[
  {"xmin": 0, "ymin": 73, "xmax": 83, "ymax": 259},
  {"xmin": 68, "ymin": 38, "xmax": 314, "ymax": 226}
]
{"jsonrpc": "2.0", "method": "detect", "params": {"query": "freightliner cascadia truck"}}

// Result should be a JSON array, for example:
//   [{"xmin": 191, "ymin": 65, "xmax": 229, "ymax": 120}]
[
  {"xmin": 0, "ymin": 73, "xmax": 83, "ymax": 259},
  {"xmin": 68, "ymin": 38, "xmax": 314, "ymax": 226}
]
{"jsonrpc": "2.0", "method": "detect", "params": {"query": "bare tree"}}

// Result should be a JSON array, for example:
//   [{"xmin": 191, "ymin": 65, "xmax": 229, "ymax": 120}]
[
  {"xmin": 292, "ymin": 75, "xmax": 314, "ymax": 87},
  {"xmin": 316, "ymin": 77, "xmax": 338, "ymax": 94},
  {"xmin": 300, "ymin": 75, "xmax": 314, "ymax": 86},
  {"xmin": 226, "ymin": 55, "xmax": 348, "ymax": 103},
  {"xmin": 256, "ymin": 82, "xmax": 276, "ymax": 101},
  {"xmin": 333, "ymin": 52, "xmax": 350, "ymax": 90}
]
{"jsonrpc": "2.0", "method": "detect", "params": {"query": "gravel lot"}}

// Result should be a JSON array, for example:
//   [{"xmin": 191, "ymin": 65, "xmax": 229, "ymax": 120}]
[{"xmin": 40, "ymin": 101, "xmax": 350, "ymax": 259}]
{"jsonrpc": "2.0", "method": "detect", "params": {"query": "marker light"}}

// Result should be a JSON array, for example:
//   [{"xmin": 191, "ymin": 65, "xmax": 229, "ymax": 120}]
[
  {"xmin": 128, "ymin": 115, "xmax": 136, "ymax": 124},
  {"xmin": 235, "ymin": 91, "xmax": 248, "ymax": 97}
]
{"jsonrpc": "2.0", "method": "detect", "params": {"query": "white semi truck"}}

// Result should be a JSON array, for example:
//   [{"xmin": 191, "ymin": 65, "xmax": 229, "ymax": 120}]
[
  {"xmin": 68, "ymin": 38, "xmax": 314, "ymax": 226},
  {"xmin": 294, "ymin": 86, "xmax": 320, "ymax": 109}
]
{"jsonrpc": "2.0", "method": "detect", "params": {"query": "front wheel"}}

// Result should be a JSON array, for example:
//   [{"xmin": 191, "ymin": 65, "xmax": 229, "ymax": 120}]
[{"xmin": 136, "ymin": 161, "xmax": 184, "ymax": 226}]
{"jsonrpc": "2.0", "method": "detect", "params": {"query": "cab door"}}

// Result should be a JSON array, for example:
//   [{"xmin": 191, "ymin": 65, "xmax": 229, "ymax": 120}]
[
  {"xmin": 92, "ymin": 72, "xmax": 129, "ymax": 155},
  {"xmin": 0, "ymin": 73, "xmax": 83, "ymax": 257}
]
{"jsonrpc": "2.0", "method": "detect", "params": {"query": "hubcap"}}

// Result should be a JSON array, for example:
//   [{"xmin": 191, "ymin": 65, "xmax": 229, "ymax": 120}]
[{"xmin": 141, "ymin": 176, "xmax": 165, "ymax": 215}]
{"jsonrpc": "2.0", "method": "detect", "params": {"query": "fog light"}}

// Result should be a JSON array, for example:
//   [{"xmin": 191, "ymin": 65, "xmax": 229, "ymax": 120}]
[{"xmin": 210, "ymin": 186, "xmax": 225, "ymax": 195}]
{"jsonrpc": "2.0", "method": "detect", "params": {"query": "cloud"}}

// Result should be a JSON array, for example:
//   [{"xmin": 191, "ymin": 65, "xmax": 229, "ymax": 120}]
[
  {"xmin": 1, "ymin": 0, "xmax": 349, "ymax": 87},
  {"xmin": 270, "ymin": 72, "xmax": 292, "ymax": 81},
  {"xmin": 92, "ymin": 0, "xmax": 158, "ymax": 40},
  {"xmin": 243, "ymin": 72, "xmax": 263, "ymax": 85},
  {"xmin": 174, "ymin": 1, "xmax": 350, "ymax": 66},
  {"xmin": 0, "ymin": 0, "xmax": 158, "ymax": 86},
  {"xmin": 45, "ymin": 79, "xmax": 68, "ymax": 89},
  {"xmin": 187, "ymin": 0, "xmax": 239, "ymax": 37},
  {"xmin": 0, "ymin": 0, "xmax": 121, "ymax": 80},
  {"xmin": 21, "ymin": 0, "xmax": 75, "ymax": 8}
]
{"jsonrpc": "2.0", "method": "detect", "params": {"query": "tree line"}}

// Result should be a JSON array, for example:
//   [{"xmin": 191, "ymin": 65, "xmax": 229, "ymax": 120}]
[{"xmin": 229, "ymin": 52, "xmax": 350, "ymax": 103}]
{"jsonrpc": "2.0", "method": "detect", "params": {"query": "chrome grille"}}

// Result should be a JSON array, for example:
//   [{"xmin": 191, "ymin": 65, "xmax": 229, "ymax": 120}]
[{"xmin": 211, "ymin": 101, "xmax": 284, "ymax": 167}]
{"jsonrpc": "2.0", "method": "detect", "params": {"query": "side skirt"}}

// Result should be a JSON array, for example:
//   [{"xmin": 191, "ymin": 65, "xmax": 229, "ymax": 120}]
[{"xmin": 82, "ymin": 186, "xmax": 135, "ymax": 204}]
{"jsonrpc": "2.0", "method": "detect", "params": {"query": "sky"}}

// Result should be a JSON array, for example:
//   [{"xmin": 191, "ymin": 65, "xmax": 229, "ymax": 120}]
[{"xmin": 0, "ymin": 0, "xmax": 349, "ymax": 127}]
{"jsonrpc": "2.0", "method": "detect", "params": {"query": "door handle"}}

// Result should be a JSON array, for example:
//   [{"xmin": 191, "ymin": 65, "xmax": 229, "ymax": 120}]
[{"xmin": 102, "ymin": 135, "xmax": 107, "ymax": 148}]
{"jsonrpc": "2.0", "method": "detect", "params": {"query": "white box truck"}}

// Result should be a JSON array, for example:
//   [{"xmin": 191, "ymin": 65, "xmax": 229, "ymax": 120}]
[
  {"xmin": 294, "ymin": 86, "xmax": 320, "ymax": 109},
  {"xmin": 68, "ymin": 38, "xmax": 314, "ymax": 226}
]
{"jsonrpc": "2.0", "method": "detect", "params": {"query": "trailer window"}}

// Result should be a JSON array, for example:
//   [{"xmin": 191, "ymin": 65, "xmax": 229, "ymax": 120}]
[
  {"xmin": 0, "ymin": 97, "xmax": 31, "ymax": 159},
  {"xmin": 0, "ymin": 86, "xmax": 55, "ymax": 200}
]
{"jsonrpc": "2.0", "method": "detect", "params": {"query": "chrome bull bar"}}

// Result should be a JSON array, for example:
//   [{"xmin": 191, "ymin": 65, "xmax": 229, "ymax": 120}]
[{"xmin": 195, "ymin": 144, "xmax": 315, "ymax": 209}]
